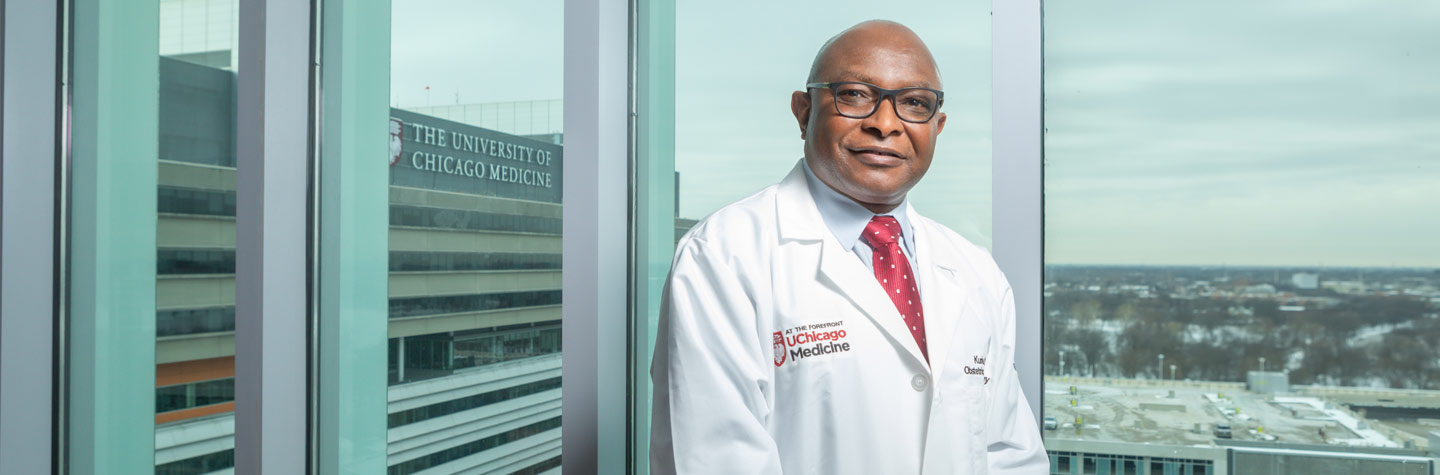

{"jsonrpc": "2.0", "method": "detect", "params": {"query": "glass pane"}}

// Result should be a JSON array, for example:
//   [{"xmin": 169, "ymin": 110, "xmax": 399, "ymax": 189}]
[
  {"xmin": 155, "ymin": 0, "xmax": 240, "ymax": 471},
  {"xmin": 385, "ymin": 1, "xmax": 563, "ymax": 473},
  {"xmin": 1043, "ymin": 0, "xmax": 1440, "ymax": 471},
  {"xmin": 638, "ymin": 2, "xmax": 993, "ymax": 473},
  {"xmin": 66, "ymin": 0, "xmax": 239, "ymax": 472}
]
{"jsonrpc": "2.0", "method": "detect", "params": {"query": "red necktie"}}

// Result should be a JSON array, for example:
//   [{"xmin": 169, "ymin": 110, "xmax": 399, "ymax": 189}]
[{"xmin": 861, "ymin": 216, "xmax": 928, "ymax": 362}]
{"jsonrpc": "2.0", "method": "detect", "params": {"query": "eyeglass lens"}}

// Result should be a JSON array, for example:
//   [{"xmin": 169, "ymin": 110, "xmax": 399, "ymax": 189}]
[{"xmin": 833, "ymin": 83, "xmax": 939, "ymax": 122}]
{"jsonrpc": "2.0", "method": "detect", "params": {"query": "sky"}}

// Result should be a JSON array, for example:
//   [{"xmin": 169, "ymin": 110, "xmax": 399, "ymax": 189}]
[
  {"xmin": 391, "ymin": 1, "xmax": 564, "ymax": 108},
  {"xmin": 391, "ymin": 0, "xmax": 1438, "ymax": 268},
  {"xmin": 1043, "ymin": 0, "xmax": 1440, "ymax": 267}
]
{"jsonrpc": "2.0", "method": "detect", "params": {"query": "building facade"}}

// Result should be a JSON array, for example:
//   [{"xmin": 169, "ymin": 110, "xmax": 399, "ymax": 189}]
[{"xmin": 154, "ymin": 54, "xmax": 564, "ymax": 474}]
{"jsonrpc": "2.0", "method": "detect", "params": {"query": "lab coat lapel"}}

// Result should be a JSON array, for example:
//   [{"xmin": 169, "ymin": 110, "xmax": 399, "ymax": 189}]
[
  {"xmin": 775, "ymin": 160, "xmax": 929, "ymax": 368},
  {"xmin": 816, "ymin": 238, "xmax": 931, "ymax": 368},
  {"xmin": 911, "ymin": 215, "xmax": 976, "ymax": 382}
]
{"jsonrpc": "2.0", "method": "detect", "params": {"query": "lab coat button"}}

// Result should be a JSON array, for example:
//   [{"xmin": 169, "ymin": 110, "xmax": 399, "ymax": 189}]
[{"xmin": 911, "ymin": 374, "xmax": 929, "ymax": 391}]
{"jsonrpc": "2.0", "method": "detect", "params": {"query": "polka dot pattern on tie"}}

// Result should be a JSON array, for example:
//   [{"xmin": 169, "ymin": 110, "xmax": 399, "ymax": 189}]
[{"xmin": 860, "ymin": 216, "xmax": 928, "ymax": 362}]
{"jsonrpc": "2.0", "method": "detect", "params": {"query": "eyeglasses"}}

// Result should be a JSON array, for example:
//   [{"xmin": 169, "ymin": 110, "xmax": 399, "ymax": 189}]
[{"xmin": 806, "ymin": 81, "xmax": 944, "ymax": 123}]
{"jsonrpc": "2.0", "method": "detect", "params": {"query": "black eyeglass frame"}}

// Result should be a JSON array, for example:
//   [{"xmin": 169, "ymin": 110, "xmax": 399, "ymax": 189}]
[{"xmin": 805, "ymin": 81, "xmax": 945, "ymax": 123}]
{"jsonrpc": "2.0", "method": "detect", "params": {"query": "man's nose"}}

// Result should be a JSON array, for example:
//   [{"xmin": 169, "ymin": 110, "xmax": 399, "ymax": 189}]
[{"xmin": 861, "ymin": 96, "xmax": 904, "ymax": 138}]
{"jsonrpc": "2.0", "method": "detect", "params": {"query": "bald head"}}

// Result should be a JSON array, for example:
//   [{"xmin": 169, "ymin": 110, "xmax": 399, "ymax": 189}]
[
  {"xmin": 807, "ymin": 20, "xmax": 942, "ymax": 89},
  {"xmin": 790, "ymin": 20, "xmax": 947, "ymax": 214}
]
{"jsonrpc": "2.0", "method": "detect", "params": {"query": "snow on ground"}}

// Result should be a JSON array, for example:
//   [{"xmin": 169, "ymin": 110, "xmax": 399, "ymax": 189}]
[
  {"xmin": 1272, "ymin": 396, "xmax": 1399, "ymax": 448},
  {"xmin": 1346, "ymin": 321, "xmax": 1414, "ymax": 347}
]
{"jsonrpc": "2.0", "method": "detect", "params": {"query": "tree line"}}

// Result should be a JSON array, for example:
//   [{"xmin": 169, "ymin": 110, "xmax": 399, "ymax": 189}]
[{"xmin": 1044, "ymin": 290, "xmax": 1439, "ymax": 389}]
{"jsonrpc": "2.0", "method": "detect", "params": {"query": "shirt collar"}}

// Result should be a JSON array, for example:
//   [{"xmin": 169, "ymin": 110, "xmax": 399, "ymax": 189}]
[{"xmin": 801, "ymin": 158, "xmax": 916, "ymax": 253}]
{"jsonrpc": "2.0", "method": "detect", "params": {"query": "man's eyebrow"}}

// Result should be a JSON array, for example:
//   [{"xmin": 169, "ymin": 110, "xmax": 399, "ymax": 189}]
[
  {"xmin": 831, "ymin": 70, "xmax": 936, "ymax": 90},
  {"xmin": 834, "ymin": 71, "xmax": 880, "ymax": 85}
]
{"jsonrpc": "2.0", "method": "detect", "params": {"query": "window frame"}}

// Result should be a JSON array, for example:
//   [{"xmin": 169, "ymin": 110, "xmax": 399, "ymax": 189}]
[
  {"xmin": 561, "ymin": 0, "xmax": 633, "ymax": 473},
  {"xmin": 0, "ymin": 1, "xmax": 62, "ymax": 473},
  {"xmin": 991, "ymin": 0, "xmax": 1046, "ymax": 423},
  {"xmin": 232, "ymin": 0, "xmax": 317, "ymax": 472},
  {"xmin": 619, "ymin": 1, "xmax": 1048, "ymax": 473}
]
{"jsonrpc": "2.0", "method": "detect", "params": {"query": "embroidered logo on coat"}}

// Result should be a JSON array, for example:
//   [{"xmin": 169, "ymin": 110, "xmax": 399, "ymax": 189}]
[
  {"xmin": 773, "ymin": 331, "xmax": 787, "ymax": 367},
  {"xmin": 773, "ymin": 320, "xmax": 852, "ymax": 367}
]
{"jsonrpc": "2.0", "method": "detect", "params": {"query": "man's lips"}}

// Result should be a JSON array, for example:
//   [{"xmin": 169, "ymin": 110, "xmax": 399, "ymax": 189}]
[{"xmin": 847, "ymin": 146, "xmax": 906, "ymax": 166}]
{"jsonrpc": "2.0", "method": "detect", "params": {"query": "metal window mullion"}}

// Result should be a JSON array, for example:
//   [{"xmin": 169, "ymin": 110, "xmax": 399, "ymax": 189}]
[
  {"xmin": 991, "ymin": 0, "xmax": 1045, "ymax": 424},
  {"xmin": 234, "ymin": 0, "xmax": 314, "ymax": 472},
  {"xmin": 562, "ymin": 0, "xmax": 630, "ymax": 472},
  {"xmin": 0, "ymin": 1, "xmax": 61, "ymax": 473}
]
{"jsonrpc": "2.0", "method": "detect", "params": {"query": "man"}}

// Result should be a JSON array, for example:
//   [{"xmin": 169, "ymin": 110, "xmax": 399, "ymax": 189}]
[{"xmin": 651, "ymin": 20, "xmax": 1048, "ymax": 474}]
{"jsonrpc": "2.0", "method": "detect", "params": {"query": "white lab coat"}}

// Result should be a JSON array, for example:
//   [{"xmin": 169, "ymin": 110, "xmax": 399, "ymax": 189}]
[{"xmin": 651, "ymin": 162, "xmax": 1048, "ymax": 474}]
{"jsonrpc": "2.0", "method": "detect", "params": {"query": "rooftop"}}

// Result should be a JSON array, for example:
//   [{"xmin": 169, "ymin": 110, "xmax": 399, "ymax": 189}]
[{"xmin": 1042, "ymin": 376, "xmax": 1440, "ymax": 452}]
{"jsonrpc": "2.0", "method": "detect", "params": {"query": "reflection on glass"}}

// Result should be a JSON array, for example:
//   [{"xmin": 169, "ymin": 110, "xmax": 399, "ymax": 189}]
[
  {"xmin": 385, "ymin": 1, "xmax": 563, "ymax": 473},
  {"xmin": 155, "ymin": 449, "xmax": 235, "ymax": 475},
  {"xmin": 155, "ymin": 0, "xmax": 240, "ymax": 472},
  {"xmin": 1043, "ymin": 1, "xmax": 1440, "ymax": 473},
  {"xmin": 156, "ymin": 378, "xmax": 235, "ymax": 413}
]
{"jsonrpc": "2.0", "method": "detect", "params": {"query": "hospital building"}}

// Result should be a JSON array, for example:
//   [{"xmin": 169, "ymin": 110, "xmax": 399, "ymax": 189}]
[{"xmin": 153, "ymin": 53, "xmax": 566, "ymax": 474}]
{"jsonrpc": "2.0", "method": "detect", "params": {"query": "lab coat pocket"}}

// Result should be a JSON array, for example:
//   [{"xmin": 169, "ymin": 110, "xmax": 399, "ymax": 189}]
[
  {"xmin": 942, "ymin": 384, "xmax": 991, "ymax": 474},
  {"xmin": 943, "ymin": 385, "xmax": 979, "ymax": 426}
]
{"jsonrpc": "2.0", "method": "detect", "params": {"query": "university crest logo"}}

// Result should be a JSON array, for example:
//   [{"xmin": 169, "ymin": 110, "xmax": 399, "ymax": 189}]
[
  {"xmin": 389, "ymin": 117, "xmax": 404, "ymax": 167},
  {"xmin": 773, "ymin": 331, "xmax": 786, "ymax": 367}
]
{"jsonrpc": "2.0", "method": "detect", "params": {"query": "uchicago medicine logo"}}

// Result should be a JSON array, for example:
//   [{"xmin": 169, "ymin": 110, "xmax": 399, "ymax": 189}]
[
  {"xmin": 773, "ymin": 320, "xmax": 852, "ymax": 367},
  {"xmin": 773, "ymin": 332, "xmax": 786, "ymax": 367}
]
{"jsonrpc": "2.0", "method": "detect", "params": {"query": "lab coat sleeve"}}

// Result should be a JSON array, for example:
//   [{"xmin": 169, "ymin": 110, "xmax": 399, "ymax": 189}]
[
  {"xmin": 986, "ymin": 287, "xmax": 1050, "ymax": 474},
  {"xmin": 650, "ymin": 239, "xmax": 782, "ymax": 475}
]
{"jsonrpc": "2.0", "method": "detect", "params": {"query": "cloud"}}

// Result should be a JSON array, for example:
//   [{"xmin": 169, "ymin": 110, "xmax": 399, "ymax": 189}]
[{"xmin": 1044, "ymin": 0, "xmax": 1440, "ymax": 267}]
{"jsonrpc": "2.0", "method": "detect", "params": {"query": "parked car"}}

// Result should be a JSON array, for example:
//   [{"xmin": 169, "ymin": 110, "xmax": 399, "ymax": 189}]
[
  {"xmin": 1213, "ymin": 423, "xmax": 1233, "ymax": 439},
  {"xmin": 1043, "ymin": 417, "xmax": 1058, "ymax": 430}
]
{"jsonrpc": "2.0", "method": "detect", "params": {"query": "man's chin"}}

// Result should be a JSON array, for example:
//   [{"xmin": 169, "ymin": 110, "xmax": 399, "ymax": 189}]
[
  {"xmin": 840, "ymin": 184, "xmax": 907, "ymax": 209},
  {"xmin": 848, "ymin": 174, "xmax": 909, "ymax": 196}
]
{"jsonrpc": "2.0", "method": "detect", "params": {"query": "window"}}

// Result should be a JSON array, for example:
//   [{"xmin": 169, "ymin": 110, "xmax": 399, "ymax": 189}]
[
  {"xmin": 378, "ymin": 1, "xmax": 564, "ymax": 473},
  {"xmin": 66, "ymin": 0, "xmax": 242, "ymax": 472},
  {"xmin": 389, "ymin": 325, "xmax": 562, "ymax": 385},
  {"xmin": 631, "ymin": 2, "xmax": 994, "ymax": 468},
  {"xmin": 387, "ymin": 377, "xmax": 561, "ymax": 427},
  {"xmin": 156, "ymin": 377, "xmax": 236, "ymax": 414},
  {"xmin": 154, "ymin": 4, "xmax": 243, "ymax": 472},
  {"xmin": 26, "ymin": 0, "xmax": 1439, "ymax": 473},
  {"xmin": 1053, "ymin": 451, "xmax": 1074, "ymax": 474},
  {"xmin": 385, "ymin": 417, "xmax": 563, "ymax": 474},
  {"xmin": 1042, "ymin": 0, "xmax": 1440, "ymax": 472},
  {"xmin": 155, "ymin": 449, "xmax": 235, "ymax": 475}
]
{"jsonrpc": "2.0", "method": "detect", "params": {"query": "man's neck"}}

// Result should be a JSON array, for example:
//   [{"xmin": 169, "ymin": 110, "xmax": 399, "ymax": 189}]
[
  {"xmin": 854, "ymin": 198, "xmax": 902, "ymax": 215},
  {"xmin": 803, "ymin": 159, "xmax": 904, "ymax": 215}
]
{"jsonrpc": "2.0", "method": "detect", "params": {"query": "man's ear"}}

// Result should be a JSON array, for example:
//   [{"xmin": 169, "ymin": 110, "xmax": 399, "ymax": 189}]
[
  {"xmin": 934, "ymin": 111, "xmax": 946, "ymax": 135},
  {"xmin": 790, "ymin": 90, "xmax": 811, "ymax": 140}
]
